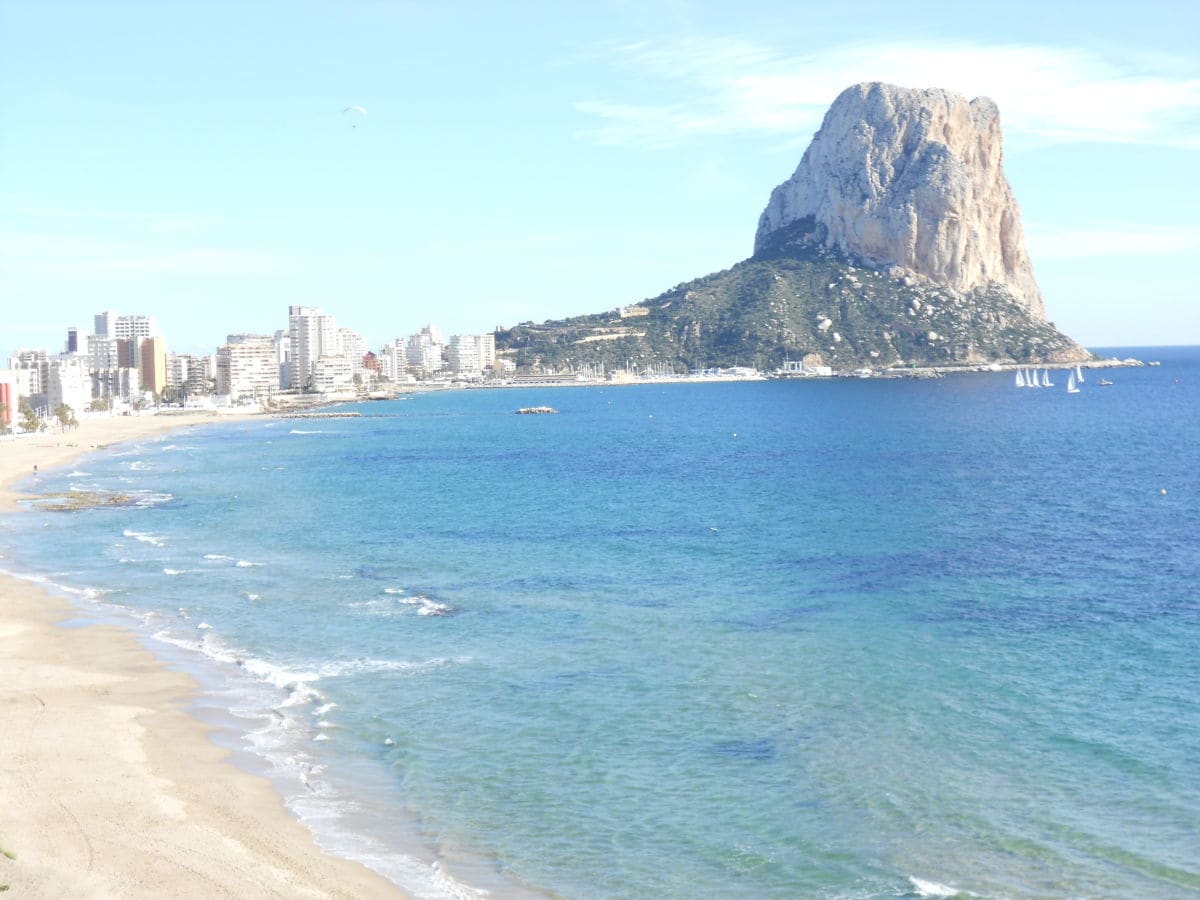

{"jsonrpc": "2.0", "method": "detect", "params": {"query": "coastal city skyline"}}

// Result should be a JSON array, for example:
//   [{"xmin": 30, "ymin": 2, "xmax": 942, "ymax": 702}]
[
  {"xmin": 2, "ymin": 303, "xmax": 512, "ymax": 423},
  {"xmin": 3, "ymin": 1, "xmax": 1199, "ymax": 353}
]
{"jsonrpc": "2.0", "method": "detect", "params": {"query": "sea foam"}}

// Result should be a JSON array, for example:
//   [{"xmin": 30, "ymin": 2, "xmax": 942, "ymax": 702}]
[
  {"xmin": 123, "ymin": 529, "xmax": 166, "ymax": 547},
  {"xmin": 909, "ymin": 876, "xmax": 971, "ymax": 897}
]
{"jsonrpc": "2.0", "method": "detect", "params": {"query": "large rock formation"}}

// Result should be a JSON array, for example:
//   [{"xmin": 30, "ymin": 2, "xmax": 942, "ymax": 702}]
[
  {"xmin": 755, "ymin": 82, "xmax": 1045, "ymax": 318},
  {"xmin": 496, "ymin": 82, "xmax": 1090, "ymax": 372}
]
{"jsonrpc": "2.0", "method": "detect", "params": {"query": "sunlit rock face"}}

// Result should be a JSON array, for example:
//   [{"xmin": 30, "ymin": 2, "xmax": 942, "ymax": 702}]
[{"xmin": 755, "ymin": 82, "xmax": 1045, "ymax": 319}]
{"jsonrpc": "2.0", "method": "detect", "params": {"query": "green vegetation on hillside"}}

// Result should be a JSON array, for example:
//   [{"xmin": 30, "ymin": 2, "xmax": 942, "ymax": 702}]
[{"xmin": 495, "ymin": 221, "xmax": 1087, "ymax": 373}]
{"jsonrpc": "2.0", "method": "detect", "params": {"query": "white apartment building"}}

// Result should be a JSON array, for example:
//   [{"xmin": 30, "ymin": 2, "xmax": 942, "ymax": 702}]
[
  {"xmin": 45, "ymin": 358, "xmax": 90, "ymax": 415},
  {"xmin": 217, "ymin": 335, "xmax": 277, "ymax": 402},
  {"xmin": 379, "ymin": 340, "xmax": 410, "ymax": 381},
  {"xmin": 166, "ymin": 353, "xmax": 188, "ymax": 392},
  {"xmin": 273, "ymin": 329, "xmax": 289, "ymax": 388},
  {"xmin": 447, "ymin": 334, "xmax": 480, "ymax": 373},
  {"xmin": 94, "ymin": 311, "xmax": 158, "ymax": 341},
  {"xmin": 405, "ymin": 328, "xmax": 444, "ymax": 376},
  {"xmin": 475, "ymin": 333, "xmax": 496, "ymax": 369},
  {"xmin": 166, "ymin": 353, "xmax": 213, "ymax": 396},
  {"xmin": 286, "ymin": 305, "xmax": 338, "ymax": 391},
  {"xmin": 8, "ymin": 350, "xmax": 49, "ymax": 397},
  {"xmin": 337, "ymin": 328, "xmax": 368, "ymax": 368},
  {"xmin": 444, "ymin": 333, "xmax": 496, "ymax": 375},
  {"xmin": 114, "ymin": 315, "xmax": 158, "ymax": 341},
  {"xmin": 311, "ymin": 355, "xmax": 356, "ymax": 396}
]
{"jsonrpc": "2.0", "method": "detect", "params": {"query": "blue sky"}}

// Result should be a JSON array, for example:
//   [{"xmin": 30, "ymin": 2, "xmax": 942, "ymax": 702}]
[{"xmin": 3, "ymin": 0, "xmax": 1198, "ymax": 355}]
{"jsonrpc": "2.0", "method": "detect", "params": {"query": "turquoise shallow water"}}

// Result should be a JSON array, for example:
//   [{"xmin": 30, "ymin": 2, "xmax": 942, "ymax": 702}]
[{"xmin": 3, "ymin": 347, "xmax": 1199, "ymax": 898}]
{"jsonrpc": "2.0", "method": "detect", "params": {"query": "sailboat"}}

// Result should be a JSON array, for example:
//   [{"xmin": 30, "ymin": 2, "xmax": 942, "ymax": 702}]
[
  {"xmin": 1042, "ymin": 369, "xmax": 1054, "ymax": 387},
  {"xmin": 1067, "ymin": 372, "xmax": 1080, "ymax": 394},
  {"xmin": 1075, "ymin": 365, "xmax": 1085, "ymax": 383},
  {"xmin": 1028, "ymin": 368, "xmax": 1041, "ymax": 387},
  {"xmin": 1015, "ymin": 369, "xmax": 1026, "ymax": 388}
]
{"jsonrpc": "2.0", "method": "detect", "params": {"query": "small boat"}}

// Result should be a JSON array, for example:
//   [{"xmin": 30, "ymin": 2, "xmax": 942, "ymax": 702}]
[
  {"xmin": 1015, "ymin": 369, "xmax": 1026, "ymax": 388},
  {"xmin": 1066, "ymin": 372, "xmax": 1080, "ymax": 394},
  {"xmin": 516, "ymin": 406, "xmax": 559, "ymax": 414},
  {"xmin": 1098, "ymin": 379, "xmax": 1113, "ymax": 386},
  {"xmin": 1041, "ymin": 369, "xmax": 1054, "ymax": 387},
  {"xmin": 1075, "ymin": 365, "xmax": 1085, "ymax": 383}
]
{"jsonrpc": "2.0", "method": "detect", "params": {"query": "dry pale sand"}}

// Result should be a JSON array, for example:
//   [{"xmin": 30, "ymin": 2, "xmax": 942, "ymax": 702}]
[{"xmin": 0, "ymin": 414, "xmax": 405, "ymax": 898}]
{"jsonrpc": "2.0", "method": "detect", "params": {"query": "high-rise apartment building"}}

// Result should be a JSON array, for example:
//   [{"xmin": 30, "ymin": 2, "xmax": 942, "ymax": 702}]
[
  {"xmin": 46, "ymin": 358, "xmax": 90, "ymax": 414},
  {"xmin": 114, "ymin": 315, "xmax": 158, "ymax": 342},
  {"xmin": 337, "ymin": 328, "xmax": 368, "ymax": 367},
  {"xmin": 405, "ymin": 327, "xmax": 444, "ymax": 376},
  {"xmin": 380, "ymin": 340, "xmax": 409, "ymax": 381},
  {"xmin": 93, "ymin": 311, "xmax": 158, "ymax": 342},
  {"xmin": 115, "ymin": 338, "xmax": 139, "ymax": 369},
  {"xmin": 8, "ymin": 350, "xmax": 50, "ymax": 401},
  {"xmin": 286, "ymin": 306, "xmax": 338, "ymax": 391},
  {"xmin": 475, "ymin": 333, "xmax": 496, "ymax": 369},
  {"xmin": 273, "ymin": 329, "xmax": 289, "ymax": 388},
  {"xmin": 217, "ymin": 335, "xmax": 277, "ymax": 402},
  {"xmin": 86, "ymin": 335, "xmax": 116, "ymax": 371},
  {"xmin": 92, "ymin": 368, "xmax": 137, "ymax": 402},
  {"xmin": 311, "ymin": 355, "xmax": 355, "ymax": 395},
  {"xmin": 139, "ymin": 336, "xmax": 167, "ymax": 396},
  {"xmin": 447, "ymin": 334, "xmax": 480, "ymax": 373},
  {"xmin": 166, "ymin": 352, "xmax": 211, "ymax": 396}
]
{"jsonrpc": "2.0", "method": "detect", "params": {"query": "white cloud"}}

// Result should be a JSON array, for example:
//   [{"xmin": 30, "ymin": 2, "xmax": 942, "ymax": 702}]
[
  {"xmin": 578, "ymin": 37, "xmax": 1200, "ymax": 150},
  {"xmin": 1026, "ymin": 223, "xmax": 1200, "ymax": 258}
]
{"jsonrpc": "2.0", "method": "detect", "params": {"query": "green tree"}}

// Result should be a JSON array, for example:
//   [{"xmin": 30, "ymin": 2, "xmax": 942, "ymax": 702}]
[
  {"xmin": 89, "ymin": 397, "xmax": 113, "ymax": 413},
  {"xmin": 18, "ymin": 399, "xmax": 44, "ymax": 434},
  {"xmin": 53, "ymin": 404, "xmax": 78, "ymax": 431}
]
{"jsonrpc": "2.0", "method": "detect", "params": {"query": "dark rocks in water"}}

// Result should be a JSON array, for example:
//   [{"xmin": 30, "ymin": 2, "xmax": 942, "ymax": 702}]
[{"xmin": 31, "ymin": 491, "xmax": 138, "ymax": 512}]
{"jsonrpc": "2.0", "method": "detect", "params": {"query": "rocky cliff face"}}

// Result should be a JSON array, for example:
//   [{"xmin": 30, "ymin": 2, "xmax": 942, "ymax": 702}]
[{"xmin": 755, "ymin": 82, "xmax": 1045, "ymax": 318}]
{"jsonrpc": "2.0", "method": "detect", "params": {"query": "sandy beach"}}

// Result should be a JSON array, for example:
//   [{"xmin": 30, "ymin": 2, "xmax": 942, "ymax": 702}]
[{"xmin": 0, "ymin": 414, "xmax": 405, "ymax": 897}]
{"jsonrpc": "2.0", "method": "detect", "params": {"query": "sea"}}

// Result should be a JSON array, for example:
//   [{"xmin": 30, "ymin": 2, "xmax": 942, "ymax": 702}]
[{"xmin": 2, "ymin": 346, "xmax": 1198, "ymax": 899}]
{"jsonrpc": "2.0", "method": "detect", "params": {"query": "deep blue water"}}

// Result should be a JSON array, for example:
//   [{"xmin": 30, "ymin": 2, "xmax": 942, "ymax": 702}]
[{"xmin": 3, "ymin": 347, "xmax": 1198, "ymax": 899}]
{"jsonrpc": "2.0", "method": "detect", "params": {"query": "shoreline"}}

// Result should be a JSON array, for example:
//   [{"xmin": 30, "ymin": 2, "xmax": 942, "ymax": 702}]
[{"xmin": 0, "ymin": 413, "xmax": 407, "ymax": 897}]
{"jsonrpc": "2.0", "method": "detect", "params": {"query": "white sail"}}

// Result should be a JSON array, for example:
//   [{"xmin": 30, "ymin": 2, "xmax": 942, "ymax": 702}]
[
  {"xmin": 1042, "ymin": 369, "xmax": 1053, "ymax": 387},
  {"xmin": 1076, "ymin": 365, "xmax": 1084, "ymax": 383},
  {"xmin": 1015, "ymin": 370, "xmax": 1026, "ymax": 387},
  {"xmin": 1067, "ymin": 372, "xmax": 1079, "ymax": 393}
]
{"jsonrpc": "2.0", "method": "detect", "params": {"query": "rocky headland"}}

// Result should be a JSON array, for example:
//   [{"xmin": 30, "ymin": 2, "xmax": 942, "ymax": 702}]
[{"xmin": 496, "ymin": 81, "xmax": 1091, "ymax": 373}]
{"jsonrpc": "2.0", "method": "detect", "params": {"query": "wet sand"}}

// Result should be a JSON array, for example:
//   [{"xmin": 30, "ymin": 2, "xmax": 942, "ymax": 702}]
[{"xmin": 0, "ymin": 414, "xmax": 405, "ymax": 897}]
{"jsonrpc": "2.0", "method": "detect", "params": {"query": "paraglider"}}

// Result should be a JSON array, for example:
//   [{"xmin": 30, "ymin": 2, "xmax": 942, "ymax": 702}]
[{"xmin": 343, "ymin": 105, "xmax": 367, "ymax": 127}]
